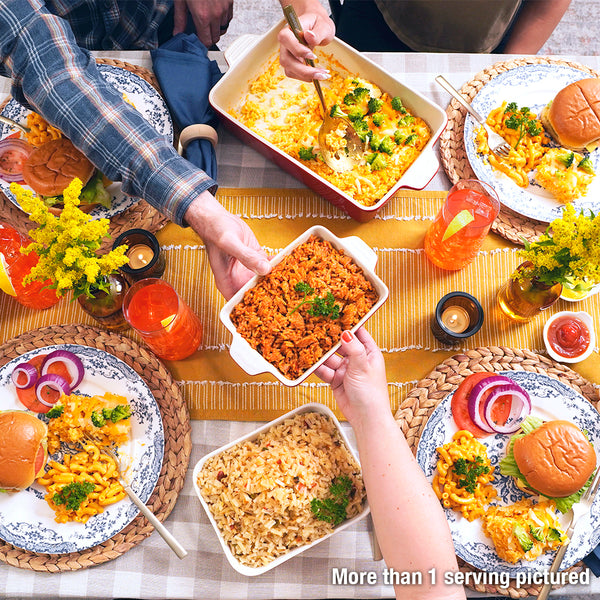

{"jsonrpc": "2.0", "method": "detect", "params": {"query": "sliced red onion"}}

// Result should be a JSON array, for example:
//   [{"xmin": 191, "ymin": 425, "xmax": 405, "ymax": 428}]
[
  {"xmin": 468, "ymin": 375, "xmax": 520, "ymax": 433},
  {"xmin": 35, "ymin": 373, "xmax": 71, "ymax": 408},
  {"xmin": 483, "ymin": 385, "xmax": 531, "ymax": 434},
  {"xmin": 41, "ymin": 350, "xmax": 84, "ymax": 389},
  {"xmin": 11, "ymin": 362, "xmax": 38, "ymax": 389}
]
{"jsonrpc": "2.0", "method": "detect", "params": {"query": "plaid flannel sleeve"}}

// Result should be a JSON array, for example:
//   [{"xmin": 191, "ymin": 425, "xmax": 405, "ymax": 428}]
[{"xmin": 0, "ymin": 0, "xmax": 216, "ymax": 225}]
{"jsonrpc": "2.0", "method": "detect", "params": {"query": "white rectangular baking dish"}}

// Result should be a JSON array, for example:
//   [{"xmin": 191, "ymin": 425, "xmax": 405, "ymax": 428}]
[
  {"xmin": 192, "ymin": 402, "xmax": 369, "ymax": 576},
  {"xmin": 220, "ymin": 224, "xmax": 389, "ymax": 386},
  {"xmin": 210, "ymin": 20, "xmax": 447, "ymax": 221}
]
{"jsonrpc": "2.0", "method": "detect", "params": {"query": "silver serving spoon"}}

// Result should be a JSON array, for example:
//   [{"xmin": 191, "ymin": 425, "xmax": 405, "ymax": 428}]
[{"xmin": 282, "ymin": 5, "xmax": 362, "ymax": 173}]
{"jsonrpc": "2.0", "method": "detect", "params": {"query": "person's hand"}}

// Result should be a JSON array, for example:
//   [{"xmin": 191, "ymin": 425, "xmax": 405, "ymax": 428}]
[
  {"xmin": 278, "ymin": 2, "xmax": 335, "ymax": 81},
  {"xmin": 316, "ymin": 328, "xmax": 389, "ymax": 426},
  {"xmin": 183, "ymin": 191, "xmax": 271, "ymax": 299},
  {"xmin": 173, "ymin": 0, "xmax": 234, "ymax": 48}
]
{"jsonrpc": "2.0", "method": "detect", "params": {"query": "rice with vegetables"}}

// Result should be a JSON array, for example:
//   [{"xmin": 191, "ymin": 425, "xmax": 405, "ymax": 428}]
[
  {"xmin": 231, "ymin": 53, "xmax": 431, "ymax": 207},
  {"xmin": 230, "ymin": 235, "xmax": 378, "ymax": 380},
  {"xmin": 196, "ymin": 411, "xmax": 365, "ymax": 567}
]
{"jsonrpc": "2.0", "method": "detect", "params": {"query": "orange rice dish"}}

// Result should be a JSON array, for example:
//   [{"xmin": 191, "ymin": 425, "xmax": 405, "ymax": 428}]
[
  {"xmin": 230, "ymin": 53, "xmax": 431, "ymax": 207},
  {"xmin": 230, "ymin": 236, "xmax": 378, "ymax": 380}
]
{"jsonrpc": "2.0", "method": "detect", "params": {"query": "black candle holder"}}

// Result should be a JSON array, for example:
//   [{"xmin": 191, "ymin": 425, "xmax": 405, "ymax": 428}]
[
  {"xmin": 112, "ymin": 228, "xmax": 166, "ymax": 282},
  {"xmin": 431, "ymin": 291, "xmax": 484, "ymax": 345}
]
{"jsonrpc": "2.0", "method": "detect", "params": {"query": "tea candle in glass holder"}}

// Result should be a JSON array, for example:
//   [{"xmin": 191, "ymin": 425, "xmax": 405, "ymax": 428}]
[
  {"xmin": 113, "ymin": 228, "xmax": 166, "ymax": 281},
  {"xmin": 431, "ymin": 292, "xmax": 484, "ymax": 345}
]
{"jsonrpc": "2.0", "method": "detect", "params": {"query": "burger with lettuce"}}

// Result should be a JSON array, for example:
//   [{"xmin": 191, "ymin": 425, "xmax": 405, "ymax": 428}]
[{"xmin": 500, "ymin": 417, "xmax": 596, "ymax": 513}]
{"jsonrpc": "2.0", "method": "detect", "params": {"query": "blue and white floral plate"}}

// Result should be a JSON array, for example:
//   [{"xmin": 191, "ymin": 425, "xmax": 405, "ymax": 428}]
[
  {"xmin": 416, "ymin": 370, "xmax": 600, "ymax": 575},
  {"xmin": 0, "ymin": 63, "xmax": 173, "ymax": 220},
  {"xmin": 464, "ymin": 63, "xmax": 600, "ymax": 223},
  {"xmin": 0, "ymin": 344, "xmax": 164, "ymax": 554}
]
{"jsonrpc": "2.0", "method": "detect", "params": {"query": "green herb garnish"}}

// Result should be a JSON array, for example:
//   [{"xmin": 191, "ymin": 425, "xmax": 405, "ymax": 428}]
[
  {"xmin": 452, "ymin": 456, "xmax": 490, "ymax": 494},
  {"xmin": 53, "ymin": 481, "xmax": 95, "ymax": 511},
  {"xmin": 289, "ymin": 282, "xmax": 341, "ymax": 319},
  {"xmin": 298, "ymin": 146, "xmax": 316, "ymax": 161},
  {"xmin": 310, "ymin": 475, "xmax": 353, "ymax": 526},
  {"xmin": 504, "ymin": 102, "xmax": 542, "ymax": 149}
]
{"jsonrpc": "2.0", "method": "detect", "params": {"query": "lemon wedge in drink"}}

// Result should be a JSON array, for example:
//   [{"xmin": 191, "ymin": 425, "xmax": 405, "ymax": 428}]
[
  {"xmin": 442, "ymin": 209, "xmax": 475, "ymax": 242},
  {"xmin": 160, "ymin": 314, "xmax": 176, "ymax": 331},
  {"xmin": 0, "ymin": 253, "xmax": 16, "ymax": 296}
]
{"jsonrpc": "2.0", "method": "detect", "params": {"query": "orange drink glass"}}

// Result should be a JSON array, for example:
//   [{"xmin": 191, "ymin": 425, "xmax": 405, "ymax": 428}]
[
  {"xmin": 122, "ymin": 278, "xmax": 202, "ymax": 361},
  {"xmin": 424, "ymin": 180, "xmax": 500, "ymax": 270}
]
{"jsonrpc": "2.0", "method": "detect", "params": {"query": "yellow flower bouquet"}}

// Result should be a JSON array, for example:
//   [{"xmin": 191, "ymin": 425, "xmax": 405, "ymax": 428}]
[
  {"xmin": 518, "ymin": 204, "xmax": 600, "ymax": 287},
  {"xmin": 10, "ymin": 178, "xmax": 128, "ymax": 299}
]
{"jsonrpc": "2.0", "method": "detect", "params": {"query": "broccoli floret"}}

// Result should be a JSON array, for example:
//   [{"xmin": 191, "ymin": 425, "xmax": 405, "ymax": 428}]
[
  {"xmin": 547, "ymin": 527, "xmax": 562, "ymax": 542},
  {"xmin": 513, "ymin": 524, "xmax": 533, "ymax": 552},
  {"xmin": 298, "ymin": 146, "xmax": 316, "ymax": 161},
  {"xmin": 578, "ymin": 156, "xmax": 595, "ymax": 174},
  {"xmin": 109, "ymin": 404, "xmax": 132, "ymax": 423},
  {"xmin": 369, "ymin": 133, "xmax": 381, "ymax": 151},
  {"xmin": 404, "ymin": 133, "xmax": 418, "ymax": 146},
  {"xmin": 398, "ymin": 115, "xmax": 416, "ymax": 127},
  {"xmin": 342, "ymin": 93, "xmax": 356, "ymax": 106},
  {"xmin": 371, "ymin": 113, "xmax": 384, "ymax": 127},
  {"xmin": 353, "ymin": 87, "xmax": 370, "ymax": 101},
  {"xmin": 391, "ymin": 96, "xmax": 404, "ymax": 111},
  {"xmin": 347, "ymin": 106, "xmax": 365, "ymax": 122},
  {"xmin": 378, "ymin": 136, "xmax": 395, "ymax": 155},
  {"xmin": 46, "ymin": 405, "xmax": 64, "ymax": 419},
  {"xmin": 352, "ymin": 118, "xmax": 370, "ymax": 142},
  {"xmin": 394, "ymin": 130, "xmax": 406, "ymax": 145},
  {"xmin": 559, "ymin": 151, "xmax": 575, "ymax": 168},
  {"xmin": 367, "ymin": 97, "xmax": 383, "ymax": 114},
  {"xmin": 529, "ymin": 524, "xmax": 545, "ymax": 542},
  {"xmin": 329, "ymin": 104, "xmax": 347, "ymax": 118},
  {"xmin": 366, "ymin": 152, "xmax": 387, "ymax": 171},
  {"xmin": 91, "ymin": 410, "xmax": 106, "ymax": 428}
]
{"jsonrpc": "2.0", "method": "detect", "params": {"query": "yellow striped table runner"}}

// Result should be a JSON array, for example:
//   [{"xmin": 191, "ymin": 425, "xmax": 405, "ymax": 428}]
[{"xmin": 1, "ymin": 188, "xmax": 599, "ymax": 421}]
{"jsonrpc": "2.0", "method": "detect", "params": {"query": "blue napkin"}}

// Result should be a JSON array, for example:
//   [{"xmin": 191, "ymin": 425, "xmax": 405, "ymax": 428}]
[
  {"xmin": 584, "ymin": 545, "xmax": 600, "ymax": 576},
  {"xmin": 151, "ymin": 33, "xmax": 222, "ymax": 180}
]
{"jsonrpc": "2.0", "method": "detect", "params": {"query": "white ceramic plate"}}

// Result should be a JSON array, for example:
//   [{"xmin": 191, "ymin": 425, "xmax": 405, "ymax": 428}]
[
  {"xmin": 0, "ymin": 63, "xmax": 173, "ymax": 219},
  {"xmin": 0, "ymin": 344, "xmax": 164, "ymax": 554},
  {"xmin": 464, "ymin": 63, "xmax": 600, "ymax": 223},
  {"xmin": 416, "ymin": 370, "xmax": 600, "ymax": 575},
  {"xmin": 192, "ymin": 403, "xmax": 369, "ymax": 576}
]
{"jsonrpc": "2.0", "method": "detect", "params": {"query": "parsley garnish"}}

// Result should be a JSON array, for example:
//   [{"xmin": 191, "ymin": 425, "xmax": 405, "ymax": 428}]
[
  {"xmin": 298, "ymin": 146, "xmax": 316, "ymax": 161},
  {"xmin": 310, "ymin": 475, "xmax": 353, "ymax": 526},
  {"xmin": 289, "ymin": 282, "xmax": 341, "ymax": 319},
  {"xmin": 453, "ymin": 456, "xmax": 489, "ymax": 494},
  {"xmin": 504, "ymin": 102, "xmax": 542, "ymax": 149},
  {"xmin": 53, "ymin": 481, "xmax": 95, "ymax": 511}
]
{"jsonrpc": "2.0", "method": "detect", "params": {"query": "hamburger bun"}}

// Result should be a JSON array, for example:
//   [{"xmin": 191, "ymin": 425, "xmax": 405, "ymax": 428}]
[
  {"xmin": 0, "ymin": 410, "xmax": 48, "ymax": 491},
  {"xmin": 22, "ymin": 137, "xmax": 95, "ymax": 211},
  {"xmin": 513, "ymin": 420, "xmax": 596, "ymax": 498},
  {"xmin": 541, "ymin": 78, "xmax": 600, "ymax": 151}
]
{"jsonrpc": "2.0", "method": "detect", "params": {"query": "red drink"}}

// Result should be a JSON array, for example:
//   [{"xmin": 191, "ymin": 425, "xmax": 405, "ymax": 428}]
[
  {"xmin": 424, "ymin": 180, "xmax": 500, "ymax": 271},
  {"xmin": 123, "ymin": 278, "xmax": 202, "ymax": 361},
  {"xmin": 0, "ymin": 222, "xmax": 60, "ymax": 309}
]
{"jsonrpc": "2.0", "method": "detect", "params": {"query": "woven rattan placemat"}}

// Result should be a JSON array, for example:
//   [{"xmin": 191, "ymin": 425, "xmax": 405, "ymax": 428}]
[
  {"xmin": 395, "ymin": 346, "xmax": 599, "ymax": 597},
  {"xmin": 439, "ymin": 56, "xmax": 600, "ymax": 245},
  {"xmin": 0, "ymin": 58, "xmax": 168, "ymax": 248},
  {"xmin": 0, "ymin": 324, "xmax": 191, "ymax": 571}
]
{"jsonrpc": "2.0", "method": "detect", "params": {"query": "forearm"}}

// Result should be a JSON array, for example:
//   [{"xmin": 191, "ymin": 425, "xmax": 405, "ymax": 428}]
[
  {"xmin": 352, "ymin": 408, "xmax": 465, "ymax": 600},
  {"xmin": 502, "ymin": 0, "xmax": 571, "ymax": 54},
  {"xmin": 0, "ymin": 0, "xmax": 216, "ymax": 225}
]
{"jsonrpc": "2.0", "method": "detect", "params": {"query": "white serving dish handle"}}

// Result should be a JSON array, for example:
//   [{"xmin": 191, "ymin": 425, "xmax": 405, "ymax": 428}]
[
  {"xmin": 228, "ymin": 336, "xmax": 271, "ymax": 376},
  {"xmin": 399, "ymin": 147, "xmax": 440, "ymax": 190},
  {"xmin": 224, "ymin": 34, "xmax": 260, "ymax": 67},
  {"xmin": 342, "ymin": 235, "xmax": 378, "ymax": 271}
]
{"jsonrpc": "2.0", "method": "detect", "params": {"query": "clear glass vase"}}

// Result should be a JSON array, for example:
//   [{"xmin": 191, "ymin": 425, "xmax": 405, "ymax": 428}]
[
  {"xmin": 497, "ymin": 261, "xmax": 563, "ymax": 322},
  {"xmin": 77, "ymin": 273, "xmax": 130, "ymax": 331}
]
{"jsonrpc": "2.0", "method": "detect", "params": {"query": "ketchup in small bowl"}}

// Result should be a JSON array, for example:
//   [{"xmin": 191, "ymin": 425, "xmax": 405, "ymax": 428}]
[
  {"xmin": 543, "ymin": 311, "xmax": 595, "ymax": 363},
  {"xmin": 0, "ymin": 138, "xmax": 33, "ymax": 183}
]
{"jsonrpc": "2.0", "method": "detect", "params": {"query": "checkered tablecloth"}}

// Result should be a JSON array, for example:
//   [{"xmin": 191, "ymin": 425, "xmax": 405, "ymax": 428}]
[{"xmin": 1, "ymin": 49, "xmax": 599, "ymax": 600}]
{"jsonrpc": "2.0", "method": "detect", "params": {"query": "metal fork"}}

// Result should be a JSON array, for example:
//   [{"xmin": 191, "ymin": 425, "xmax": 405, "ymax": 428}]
[
  {"xmin": 435, "ymin": 75, "xmax": 512, "ymax": 158},
  {"xmin": 0, "ymin": 115, "xmax": 30, "ymax": 135},
  {"xmin": 82, "ymin": 432, "xmax": 188, "ymax": 559},
  {"xmin": 538, "ymin": 468, "xmax": 600, "ymax": 600}
]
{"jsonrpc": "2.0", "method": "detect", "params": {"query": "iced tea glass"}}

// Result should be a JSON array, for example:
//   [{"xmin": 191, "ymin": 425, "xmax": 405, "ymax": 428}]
[
  {"xmin": 122, "ymin": 278, "xmax": 202, "ymax": 361},
  {"xmin": 424, "ymin": 180, "xmax": 500, "ymax": 270}
]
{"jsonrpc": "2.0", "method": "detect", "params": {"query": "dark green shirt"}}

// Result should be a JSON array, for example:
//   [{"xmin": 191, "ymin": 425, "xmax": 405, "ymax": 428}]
[{"xmin": 374, "ymin": 0, "xmax": 523, "ymax": 52}]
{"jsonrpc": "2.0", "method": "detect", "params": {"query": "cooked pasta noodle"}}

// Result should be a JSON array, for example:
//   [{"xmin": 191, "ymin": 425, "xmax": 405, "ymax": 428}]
[{"xmin": 432, "ymin": 430, "xmax": 496, "ymax": 521}]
